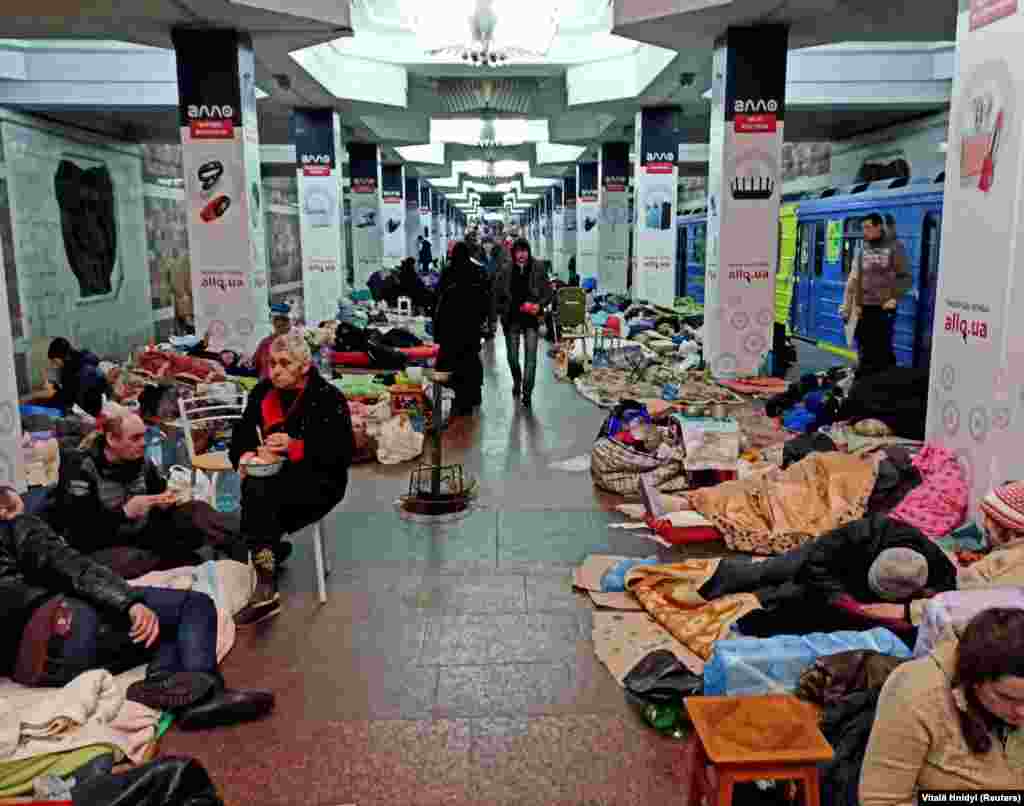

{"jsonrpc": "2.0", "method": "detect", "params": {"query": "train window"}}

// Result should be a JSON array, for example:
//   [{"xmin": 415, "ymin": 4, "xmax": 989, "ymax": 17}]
[
  {"xmin": 797, "ymin": 223, "xmax": 812, "ymax": 274},
  {"xmin": 692, "ymin": 224, "xmax": 706, "ymax": 263},
  {"xmin": 843, "ymin": 217, "xmax": 863, "ymax": 276},
  {"xmin": 814, "ymin": 221, "xmax": 826, "ymax": 277}
]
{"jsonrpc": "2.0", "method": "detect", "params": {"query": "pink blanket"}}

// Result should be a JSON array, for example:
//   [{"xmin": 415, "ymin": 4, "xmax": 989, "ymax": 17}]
[{"xmin": 890, "ymin": 444, "xmax": 969, "ymax": 538}]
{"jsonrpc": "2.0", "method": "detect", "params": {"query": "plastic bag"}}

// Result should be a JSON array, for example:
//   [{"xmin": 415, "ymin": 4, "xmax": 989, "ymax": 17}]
[
  {"xmin": 376, "ymin": 415, "xmax": 424, "ymax": 465},
  {"xmin": 703, "ymin": 627, "xmax": 911, "ymax": 697},
  {"xmin": 70, "ymin": 756, "xmax": 222, "ymax": 806}
]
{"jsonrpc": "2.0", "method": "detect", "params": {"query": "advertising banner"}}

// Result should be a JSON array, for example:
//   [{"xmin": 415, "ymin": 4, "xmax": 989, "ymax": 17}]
[
  {"xmin": 704, "ymin": 26, "xmax": 788, "ymax": 378},
  {"xmin": 173, "ymin": 29, "xmax": 268, "ymax": 355},
  {"xmin": 634, "ymin": 108, "xmax": 678, "ymax": 304},
  {"xmin": 0, "ymin": 238, "xmax": 23, "ymax": 490},
  {"xmin": 926, "ymin": 8, "xmax": 1024, "ymax": 513},
  {"xmin": 563, "ymin": 176, "xmax": 578, "ymax": 280},
  {"xmin": 430, "ymin": 191, "xmax": 442, "ymax": 260},
  {"xmin": 600, "ymin": 143, "xmax": 630, "ymax": 294},
  {"xmin": 551, "ymin": 184, "xmax": 565, "ymax": 278},
  {"xmin": 577, "ymin": 162, "xmax": 599, "ymax": 281},
  {"xmin": 381, "ymin": 165, "xmax": 405, "ymax": 267},
  {"xmin": 419, "ymin": 183, "xmax": 432, "ymax": 258},
  {"xmin": 404, "ymin": 176, "xmax": 420, "ymax": 260},
  {"xmin": 292, "ymin": 108, "xmax": 344, "ymax": 325},
  {"xmin": 347, "ymin": 142, "xmax": 381, "ymax": 289}
]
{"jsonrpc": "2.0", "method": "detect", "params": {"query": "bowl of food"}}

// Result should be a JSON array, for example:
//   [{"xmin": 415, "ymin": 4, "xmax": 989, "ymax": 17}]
[{"xmin": 241, "ymin": 453, "xmax": 285, "ymax": 477}]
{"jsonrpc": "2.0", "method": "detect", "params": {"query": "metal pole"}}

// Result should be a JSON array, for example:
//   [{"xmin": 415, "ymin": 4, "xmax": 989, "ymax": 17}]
[{"xmin": 431, "ymin": 379, "xmax": 443, "ymax": 497}]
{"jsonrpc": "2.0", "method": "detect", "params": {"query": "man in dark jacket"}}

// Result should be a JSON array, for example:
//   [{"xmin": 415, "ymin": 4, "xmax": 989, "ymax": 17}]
[
  {"xmin": 44, "ymin": 337, "xmax": 110, "ymax": 416},
  {"xmin": 494, "ymin": 238, "xmax": 551, "ymax": 408},
  {"xmin": 697, "ymin": 515, "xmax": 957, "ymax": 635},
  {"xmin": 50, "ymin": 411, "xmax": 247, "ymax": 576},
  {"xmin": 229, "ymin": 331, "xmax": 355, "ymax": 624},
  {"xmin": 417, "ymin": 235, "xmax": 433, "ymax": 273},
  {"xmin": 0, "ymin": 485, "xmax": 273, "ymax": 729},
  {"xmin": 433, "ymin": 242, "xmax": 486, "ymax": 416}
]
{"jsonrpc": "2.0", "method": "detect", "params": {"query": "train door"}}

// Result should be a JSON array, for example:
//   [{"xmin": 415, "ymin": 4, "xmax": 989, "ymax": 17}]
[
  {"xmin": 689, "ymin": 222, "xmax": 706, "ymax": 303},
  {"xmin": 792, "ymin": 220, "xmax": 820, "ymax": 337},
  {"xmin": 914, "ymin": 210, "xmax": 942, "ymax": 370},
  {"xmin": 675, "ymin": 225, "xmax": 688, "ymax": 298}
]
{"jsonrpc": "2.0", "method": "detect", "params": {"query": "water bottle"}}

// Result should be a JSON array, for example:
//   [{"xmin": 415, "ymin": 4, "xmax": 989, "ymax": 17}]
[
  {"xmin": 319, "ymin": 344, "xmax": 332, "ymax": 377},
  {"xmin": 215, "ymin": 469, "xmax": 242, "ymax": 513},
  {"xmin": 145, "ymin": 426, "xmax": 164, "ymax": 470}
]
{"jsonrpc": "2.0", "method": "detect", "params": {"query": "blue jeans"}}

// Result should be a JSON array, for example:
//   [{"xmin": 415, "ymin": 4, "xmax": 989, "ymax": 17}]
[{"xmin": 49, "ymin": 587, "xmax": 217, "ymax": 684}]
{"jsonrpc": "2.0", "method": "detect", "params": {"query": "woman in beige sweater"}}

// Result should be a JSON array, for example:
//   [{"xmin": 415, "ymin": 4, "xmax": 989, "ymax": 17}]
[{"xmin": 860, "ymin": 608, "xmax": 1024, "ymax": 805}]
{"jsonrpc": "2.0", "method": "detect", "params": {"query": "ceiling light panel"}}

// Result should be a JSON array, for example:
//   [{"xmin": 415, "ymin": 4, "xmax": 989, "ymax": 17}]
[{"xmin": 431, "ymin": 118, "xmax": 549, "ymax": 146}]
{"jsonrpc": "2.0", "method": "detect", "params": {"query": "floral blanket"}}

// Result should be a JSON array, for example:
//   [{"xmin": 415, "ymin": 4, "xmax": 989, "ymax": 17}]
[
  {"xmin": 889, "ymin": 444, "xmax": 968, "ymax": 539},
  {"xmin": 686, "ymin": 452, "xmax": 878, "ymax": 555},
  {"xmin": 625, "ymin": 559, "xmax": 762, "ymax": 660}
]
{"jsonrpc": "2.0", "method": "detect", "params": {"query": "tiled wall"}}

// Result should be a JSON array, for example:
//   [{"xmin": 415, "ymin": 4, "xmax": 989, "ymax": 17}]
[{"xmin": 0, "ymin": 111, "xmax": 302, "ymax": 393}]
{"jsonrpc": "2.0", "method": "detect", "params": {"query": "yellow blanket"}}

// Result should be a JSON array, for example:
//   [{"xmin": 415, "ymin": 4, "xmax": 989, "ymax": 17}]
[
  {"xmin": 687, "ymin": 452, "xmax": 878, "ymax": 555},
  {"xmin": 626, "ymin": 559, "xmax": 762, "ymax": 660}
]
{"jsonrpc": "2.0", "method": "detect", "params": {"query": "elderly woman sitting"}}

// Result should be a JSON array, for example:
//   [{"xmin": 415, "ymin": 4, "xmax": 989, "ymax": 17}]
[
  {"xmin": 228, "ymin": 331, "xmax": 355, "ymax": 625},
  {"xmin": 860, "ymin": 607, "xmax": 1024, "ymax": 804}
]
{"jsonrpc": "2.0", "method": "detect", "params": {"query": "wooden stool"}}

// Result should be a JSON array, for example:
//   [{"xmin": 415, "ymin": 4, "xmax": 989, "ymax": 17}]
[{"xmin": 684, "ymin": 694, "xmax": 833, "ymax": 806}]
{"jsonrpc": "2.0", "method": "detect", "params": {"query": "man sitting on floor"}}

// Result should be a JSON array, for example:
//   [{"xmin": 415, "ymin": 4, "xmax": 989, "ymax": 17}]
[
  {"xmin": 49, "ymin": 409, "xmax": 248, "ymax": 577},
  {"xmin": 0, "ymin": 484, "xmax": 273, "ymax": 729},
  {"xmin": 230, "ymin": 331, "xmax": 354, "ymax": 625}
]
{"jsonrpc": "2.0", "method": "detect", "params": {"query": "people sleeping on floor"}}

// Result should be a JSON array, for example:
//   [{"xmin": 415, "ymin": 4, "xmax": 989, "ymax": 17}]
[
  {"xmin": 696, "ymin": 514, "xmax": 958, "ymax": 637},
  {"xmin": 859, "ymin": 608, "xmax": 1024, "ymax": 805},
  {"xmin": 0, "ymin": 485, "xmax": 273, "ymax": 730},
  {"xmin": 47, "ymin": 408, "xmax": 248, "ymax": 578}
]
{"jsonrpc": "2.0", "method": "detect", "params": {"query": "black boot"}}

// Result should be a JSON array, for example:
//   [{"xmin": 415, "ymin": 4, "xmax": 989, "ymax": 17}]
[
  {"xmin": 177, "ymin": 672, "xmax": 275, "ymax": 731},
  {"xmin": 512, "ymin": 377, "xmax": 521, "ymax": 399},
  {"xmin": 126, "ymin": 671, "xmax": 217, "ymax": 711},
  {"xmin": 235, "ymin": 547, "xmax": 281, "ymax": 626}
]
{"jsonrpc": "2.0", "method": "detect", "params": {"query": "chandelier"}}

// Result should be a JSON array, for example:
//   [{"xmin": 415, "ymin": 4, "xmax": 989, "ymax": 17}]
[{"xmin": 398, "ymin": 0, "xmax": 559, "ymax": 67}]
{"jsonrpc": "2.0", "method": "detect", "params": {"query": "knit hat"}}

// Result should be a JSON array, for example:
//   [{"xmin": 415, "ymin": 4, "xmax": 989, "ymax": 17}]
[
  {"xmin": 867, "ymin": 547, "xmax": 929, "ymax": 601},
  {"xmin": 270, "ymin": 302, "xmax": 291, "ymax": 317},
  {"xmin": 980, "ymin": 481, "xmax": 1024, "ymax": 532}
]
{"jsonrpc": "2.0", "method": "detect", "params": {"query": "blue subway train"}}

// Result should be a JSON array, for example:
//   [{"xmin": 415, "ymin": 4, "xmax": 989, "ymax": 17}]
[{"xmin": 676, "ymin": 174, "xmax": 946, "ymax": 369}]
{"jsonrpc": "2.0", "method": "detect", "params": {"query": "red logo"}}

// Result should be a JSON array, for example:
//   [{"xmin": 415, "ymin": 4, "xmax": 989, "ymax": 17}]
[
  {"xmin": 189, "ymin": 120, "xmax": 234, "ymax": 140},
  {"xmin": 735, "ymin": 114, "xmax": 777, "ymax": 134},
  {"xmin": 945, "ymin": 312, "xmax": 990, "ymax": 343},
  {"xmin": 728, "ymin": 269, "xmax": 769, "ymax": 284}
]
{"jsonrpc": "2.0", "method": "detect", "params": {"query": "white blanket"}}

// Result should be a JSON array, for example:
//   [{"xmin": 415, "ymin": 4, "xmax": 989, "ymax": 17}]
[{"xmin": 0, "ymin": 670, "xmax": 157, "ymax": 764}]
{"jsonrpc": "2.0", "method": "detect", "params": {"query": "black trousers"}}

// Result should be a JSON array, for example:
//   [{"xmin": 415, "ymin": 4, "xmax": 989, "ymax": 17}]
[
  {"xmin": 697, "ymin": 540, "xmax": 816, "ymax": 607},
  {"xmin": 241, "ymin": 466, "xmax": 345, "ymax": 548},
  {"xmin": 855, "ymin": 305, "xmax": 897, "ymax": 379},
  {"xmin": 439, "ymin": 346, "xmax": 483, "ymax": 410}
]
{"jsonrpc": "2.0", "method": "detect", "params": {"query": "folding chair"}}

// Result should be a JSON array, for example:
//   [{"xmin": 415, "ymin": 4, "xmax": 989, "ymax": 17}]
[
  {"xmin": 556, "ymin": 287, "xmax": 590, "ymax": 359},
  {"xmin": 179, "ymin": 392, "xmax": 332, "ymax": 604}
]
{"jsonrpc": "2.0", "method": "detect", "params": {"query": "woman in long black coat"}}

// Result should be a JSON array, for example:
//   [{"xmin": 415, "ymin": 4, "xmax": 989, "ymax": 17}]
[{"xmin": 433, "ymin": 242, "xmax": 485, "ymax": 416}]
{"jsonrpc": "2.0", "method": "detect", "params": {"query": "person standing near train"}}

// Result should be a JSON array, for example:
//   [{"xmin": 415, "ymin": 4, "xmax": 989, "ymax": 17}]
[{"xmin": 839, "ymin": 212, "xmax": 912, "ymax": 378}]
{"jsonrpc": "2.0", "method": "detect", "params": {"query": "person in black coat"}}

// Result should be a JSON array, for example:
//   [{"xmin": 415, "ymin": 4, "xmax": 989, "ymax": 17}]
[
  {"xmin": 433, "ymin": 242, "xmax": 485, "ymax": 416},
  {"xmin": 0, "ymin": 485, "xmax": 273, "ymax": 729},
  {"xmin": 229, "ymin": 332, "xmax": 355, "ymax": 624},
  {"xmin": 697, "ymin": 514, "xmax": 958, "ymax": 637},
  {"xmin": 43, "ymin": 337, "xmax": 110, "ymax": 416}
]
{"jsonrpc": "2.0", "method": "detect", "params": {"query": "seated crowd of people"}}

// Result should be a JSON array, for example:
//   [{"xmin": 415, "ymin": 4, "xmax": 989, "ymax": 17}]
[{"xmin": 3, "ymin": 329, "xmax": 355, "ymax": 736}]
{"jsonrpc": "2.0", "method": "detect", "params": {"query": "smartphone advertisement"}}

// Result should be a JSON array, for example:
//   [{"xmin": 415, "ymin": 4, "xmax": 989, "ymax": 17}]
[{"xmin": 174, "ymin": 29, "xmax": 268, "ymax": 355}]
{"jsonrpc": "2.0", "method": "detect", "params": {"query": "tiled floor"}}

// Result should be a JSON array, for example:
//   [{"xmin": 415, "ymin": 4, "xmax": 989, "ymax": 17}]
[{"xmin": 161, "ymin": 335, "xmax": 846, "ymax": 805}]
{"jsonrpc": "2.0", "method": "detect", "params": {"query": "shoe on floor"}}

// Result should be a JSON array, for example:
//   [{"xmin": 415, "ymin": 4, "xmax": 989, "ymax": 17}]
[
  {"xmin": 273, "ymin": 540, "xmax": 293, "ymax": 567},
  {"xmin": 177, "ymin": 685, "xmax": 276, "ymax": 731},
  {"xmin": 126, "ymin": 671, "xmax": 216, "ymax": 711},
  {"xmin": 236, "ymin": 548, "xmax": 281, "ymax": 626},
  {"xmin": 234, "ymin": 597, "xmax": 282, "ymax": 626}
]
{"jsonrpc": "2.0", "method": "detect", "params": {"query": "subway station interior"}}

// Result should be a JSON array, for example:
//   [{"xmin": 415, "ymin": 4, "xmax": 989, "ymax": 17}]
[{"xmin": 1, "ymin": 0, "xmax": 1024, "ymax": 804}]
